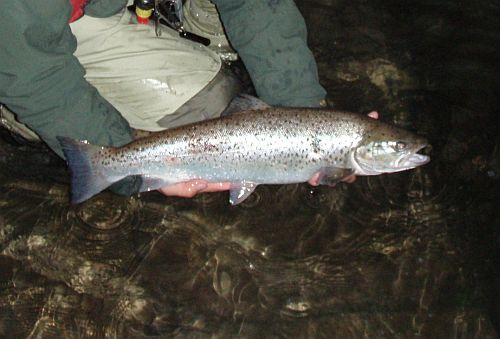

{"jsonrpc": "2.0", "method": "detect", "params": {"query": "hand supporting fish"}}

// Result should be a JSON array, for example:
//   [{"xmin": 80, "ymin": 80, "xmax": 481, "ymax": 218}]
[{"xmin": 158, "ymin": 111, "xmax": 380, "ymax": 198}]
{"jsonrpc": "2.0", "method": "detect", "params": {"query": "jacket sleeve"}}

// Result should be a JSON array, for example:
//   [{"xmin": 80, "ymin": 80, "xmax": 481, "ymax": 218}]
[
  {"xmin": 0, "ymin": 1, "xmax": 141, "ymax": 195},
  {"xmin": 0, "ymin": 0, "xmax": 132, "ymax": 156},
  {"xmin": 212, "ymin": 0, "xmax": 326, "ymax": 107}
]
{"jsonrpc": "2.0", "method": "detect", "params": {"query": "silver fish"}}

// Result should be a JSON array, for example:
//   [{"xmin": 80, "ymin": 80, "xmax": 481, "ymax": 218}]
[{"xmin": 58, "ymin": 96, "xmax": 430, "ymax": 204}]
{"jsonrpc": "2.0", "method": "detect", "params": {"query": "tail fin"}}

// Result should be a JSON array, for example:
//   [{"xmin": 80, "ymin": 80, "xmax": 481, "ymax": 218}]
[{"xmin": 57, "ymin": 136, "xmax": 116, "ymax": 203}]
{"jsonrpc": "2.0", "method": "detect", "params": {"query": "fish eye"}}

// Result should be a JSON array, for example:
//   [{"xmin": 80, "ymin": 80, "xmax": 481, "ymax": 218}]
[{"xmin": 395, "ymin": 141, "xmax": 407, "ymax": 151}]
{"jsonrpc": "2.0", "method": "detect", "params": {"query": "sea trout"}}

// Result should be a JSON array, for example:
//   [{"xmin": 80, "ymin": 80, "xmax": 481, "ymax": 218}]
[{"xmin": 58, "ymin": 96, "xmax": 430, "ymax": 204}]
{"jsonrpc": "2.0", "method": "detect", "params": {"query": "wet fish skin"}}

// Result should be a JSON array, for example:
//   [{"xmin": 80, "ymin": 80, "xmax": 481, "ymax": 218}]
[{"xmin": 58, "ymin": 104, "xmax": 429, "ymax": 205}]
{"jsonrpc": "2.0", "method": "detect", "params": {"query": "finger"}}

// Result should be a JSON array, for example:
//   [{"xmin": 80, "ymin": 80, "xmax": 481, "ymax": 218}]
[
  {"xmin": 158, "ymin": 181, "xmax": 208, "ymax": 198},
  {"xmin": 341, "ymin": 175, "xmax": 356, "ymax": 183},
  {"xmin": 308, "ymin": 172, "xmax": 321, "ymax": 186},
  {"xmin": 309, "ymin": 172, "xmax": 356, "ymax": 186},
  {"xmin": 367, "ymin": 111, "xmax": 379, "ymax": 119},
  {"xmin": 197, "ymin": 182, "xmax": 232, "ymax": 193}
]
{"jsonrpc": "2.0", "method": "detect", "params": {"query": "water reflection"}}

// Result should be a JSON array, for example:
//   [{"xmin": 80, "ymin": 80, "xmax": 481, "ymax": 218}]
[{"xmin": 0, "ymin": 0, "xmax": 498, "ymax": 337}]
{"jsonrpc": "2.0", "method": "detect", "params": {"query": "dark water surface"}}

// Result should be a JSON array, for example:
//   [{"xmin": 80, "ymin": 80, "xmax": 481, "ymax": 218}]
[{"xmin": 0, "ymin": 0, "xmax": 498, "ymax": 337}]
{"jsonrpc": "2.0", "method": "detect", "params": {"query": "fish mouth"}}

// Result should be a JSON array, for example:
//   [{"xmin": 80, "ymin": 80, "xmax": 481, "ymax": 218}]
[{"xmin": 396, "ymin": 145, "xmax": 430, "ymax": 169}]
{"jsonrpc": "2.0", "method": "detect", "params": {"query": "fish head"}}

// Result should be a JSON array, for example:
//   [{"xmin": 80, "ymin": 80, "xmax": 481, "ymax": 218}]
[{"xmin": 352, "ymin": 122, "xmax": 430, "ymax": 175}]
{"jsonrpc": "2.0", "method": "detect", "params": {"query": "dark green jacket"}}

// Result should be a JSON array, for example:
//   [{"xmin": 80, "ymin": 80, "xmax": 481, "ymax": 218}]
[
  {"xmin": 212, "ymin": 0, "xmax": 326, "ymax": 107},
  {"xmin": 0, "ymin": 0, "xmax": 141, "ymax": 194},
  {"xmin": 0, "ymin": 0, "xmax": 132, "ymax": 157}
]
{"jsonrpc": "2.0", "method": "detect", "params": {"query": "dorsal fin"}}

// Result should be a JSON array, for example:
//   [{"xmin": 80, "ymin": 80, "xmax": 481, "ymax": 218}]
[{"xmin": 221, "ymin": 94, "xmax": 271, "ymax": 116}]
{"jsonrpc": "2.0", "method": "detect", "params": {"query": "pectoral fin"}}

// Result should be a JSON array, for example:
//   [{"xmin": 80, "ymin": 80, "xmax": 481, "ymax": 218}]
[
  {"xmin": 229, "ymin": 182, "xmax": 258, "ymax": 205},
  {"xmin": 316, "ymin": 167, "xmax": 355, "ymax": 186}
]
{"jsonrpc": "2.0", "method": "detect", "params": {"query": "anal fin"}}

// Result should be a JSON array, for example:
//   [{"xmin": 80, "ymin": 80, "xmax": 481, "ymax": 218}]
[{"xmin": 229, "ymin": 182, "xmax": 258, "ymax": 205}]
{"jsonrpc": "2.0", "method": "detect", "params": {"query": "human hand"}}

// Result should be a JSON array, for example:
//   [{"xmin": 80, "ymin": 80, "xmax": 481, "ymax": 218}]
[{"xmin": 158, "ymin": 180, "xmax": 231, "ymax": 198}]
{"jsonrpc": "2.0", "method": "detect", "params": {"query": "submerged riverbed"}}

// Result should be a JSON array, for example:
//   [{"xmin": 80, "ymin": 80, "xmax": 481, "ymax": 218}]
[{"xmin": 0, "ymin": 0, "xmax": 498, "ymax": 337}]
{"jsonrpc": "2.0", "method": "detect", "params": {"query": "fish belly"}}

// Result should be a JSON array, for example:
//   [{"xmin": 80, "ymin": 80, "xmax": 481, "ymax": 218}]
[{"xmin": 136, "ymin": 153, "xmax": 319, "ymax": 192}]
